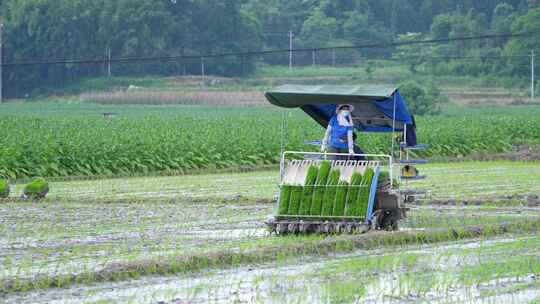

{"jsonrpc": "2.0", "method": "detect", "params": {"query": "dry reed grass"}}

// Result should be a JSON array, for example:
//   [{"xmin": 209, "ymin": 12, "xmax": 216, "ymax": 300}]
[{"xmin": 80, "ymin": 90, "xmax": 268, "ymax": 106}]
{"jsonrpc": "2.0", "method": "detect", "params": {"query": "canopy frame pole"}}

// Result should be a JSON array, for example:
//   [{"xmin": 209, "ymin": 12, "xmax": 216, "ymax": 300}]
[
  {"xmin": 279, "ymin": 109, "xmax": 287, "ymax": 183},
  {"xmin": 391, "ymin": 93, "xmax": 397, "ymax": 154},
  {"xmin": 280, "ymin": 109, "xmax": 286, "ymax": 157},
  {"xmin": 391, "ymin": 92, "xmax": 397, "ymax": 183}
]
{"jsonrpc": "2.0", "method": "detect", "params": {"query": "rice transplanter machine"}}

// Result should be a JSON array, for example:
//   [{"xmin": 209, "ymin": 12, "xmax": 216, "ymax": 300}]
[{"xmin": 264, "ymin": 85, "xmax": 428, "ymax": 234}]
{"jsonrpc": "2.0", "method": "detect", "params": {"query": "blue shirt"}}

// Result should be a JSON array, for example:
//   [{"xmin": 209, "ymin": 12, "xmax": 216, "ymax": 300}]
[{"xmin": 329, "ymin": 115, "xmax": 353, "ymax": 149}]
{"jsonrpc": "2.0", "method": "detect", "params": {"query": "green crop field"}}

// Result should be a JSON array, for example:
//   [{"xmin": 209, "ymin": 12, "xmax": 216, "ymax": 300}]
[
  {"xmin": 1, "ymin": 101, "xmax": 540, "ymax": 180},
  {"xmin": 1, "ymin": 96, "xmax": 540, "ymax": 304}
]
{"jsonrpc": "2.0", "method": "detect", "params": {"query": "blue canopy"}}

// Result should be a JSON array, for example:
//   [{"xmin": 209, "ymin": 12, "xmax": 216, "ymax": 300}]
[{"xmin": 265, "ymin": 85, "xmax": 414, "ymax": 133}]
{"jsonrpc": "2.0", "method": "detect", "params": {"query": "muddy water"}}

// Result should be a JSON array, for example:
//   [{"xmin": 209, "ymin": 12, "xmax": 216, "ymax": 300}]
[
  {"xmin": 5, "ymin": 236, "xmax": 539, "ymax": 304},
  {"xmin": 0, "ymin": 197, "xmax": 272, "ymax": 280},
  {"xmin": 0, "ymin": 226, "xmax": 270, "ymax": 280}
]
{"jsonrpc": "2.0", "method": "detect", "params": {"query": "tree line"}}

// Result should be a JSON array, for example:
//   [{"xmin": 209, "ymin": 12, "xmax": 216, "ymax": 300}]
[{"xmin": 0, "ymin": 0, "xmax": 539, "ymax": 97}]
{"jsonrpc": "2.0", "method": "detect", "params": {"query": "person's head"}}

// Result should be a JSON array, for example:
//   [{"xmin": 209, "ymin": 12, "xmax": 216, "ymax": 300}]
[{"xmin": 336, "ymin": 104, "xmax": 353, "ymax": 116}]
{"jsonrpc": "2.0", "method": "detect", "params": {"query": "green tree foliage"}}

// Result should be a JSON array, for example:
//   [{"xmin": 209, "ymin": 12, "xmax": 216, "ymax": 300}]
[
  {"xmin": 427, "ymin": 6, "xmax": 516, "ymax": 77},
  {"xmin": 431, "ymin": 14, "xmax": 453, "ymax": 39},
  {"xmin": 505, "ymin": 7, "xmax": 540, "ymax": 74},
  {"xmin": 300, "ymin": 8, "xmax": 338, "ymax": 48},
  {"xmin": 2, "ymin": 0, "xmax": 262, "ymax": 97},
  {"xmin": 1, "ymin": 0, "xmax": 538, "ymax": 97},
  {"xmin": 399, "ymin": 80, "xmax": 447, "ymax": 115},
  {"xmin": 393, "ymin": 32, "xmax": 426, "ymax": 73}
]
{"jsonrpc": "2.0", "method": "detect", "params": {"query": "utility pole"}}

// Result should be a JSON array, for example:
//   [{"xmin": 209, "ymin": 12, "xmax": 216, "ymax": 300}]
[
  {"xmin": 241, "ymin": 55, "xmax": 245, "ymax": 76},
  {"xmin": 532, "ymin": 50, "xmax": 535, "ymax": 101},
  {"xmin": 201, "ymin": 57, "xmax": 205, "ymax": 81},
  {"xmin": 107, "ymin": 47, "xmax": 112, "ymax": 78},
  {"xmin": 312, "ymin": 49, "xmax": 316, "ymax": 66},
  {"xmin": 0, "ymin": 19, "xmax": 3, "ymax": 103},
  {"xmin": 288, "ymin": 30, "xmax": 294, "ymax": 70},
  {"xmin": 332, "ymin": 48, "xmax": 336, "ymax": 67}
]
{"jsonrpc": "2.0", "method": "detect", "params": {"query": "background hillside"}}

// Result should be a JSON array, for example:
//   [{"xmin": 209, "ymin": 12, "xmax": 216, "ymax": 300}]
[{"xmin": 1, "ymin": 0, "xmax": 539, "ymax": 97}]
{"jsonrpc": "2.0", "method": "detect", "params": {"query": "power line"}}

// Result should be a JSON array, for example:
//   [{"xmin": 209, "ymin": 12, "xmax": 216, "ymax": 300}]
[{"xmin": 1, "ymin": 30, "xmax": 538, "ymax": 68}]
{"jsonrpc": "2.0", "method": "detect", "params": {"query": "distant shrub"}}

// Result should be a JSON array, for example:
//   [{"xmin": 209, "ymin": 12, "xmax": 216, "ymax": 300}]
[{"xmin": 398, "ymin": 80, "xmax": 447, "ymax": 115}]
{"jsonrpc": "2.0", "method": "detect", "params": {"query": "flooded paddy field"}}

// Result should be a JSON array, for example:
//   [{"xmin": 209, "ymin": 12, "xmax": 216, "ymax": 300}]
[
  {"xmin": 1, "ymin": 161, "xmax": 540, "ymax": 303},
  {"xmin": 4, "ymin": 235, "xmax": 540, "ymax": 303}
]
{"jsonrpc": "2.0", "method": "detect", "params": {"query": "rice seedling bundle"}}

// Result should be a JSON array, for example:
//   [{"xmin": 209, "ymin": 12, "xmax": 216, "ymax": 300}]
[
  {"xmin": 0, "ymin": 179, "xmax": 9, "ymax": 198},
  {"xmin": 277, "ymin": 185, "xmax": 292, "ymax": 215},
  {"xmin": 310, "ymin": 161, "xmax": 331, "ymax": 215},
  {"xmin": 22, "ymin": 178, "xmax": 49, "ymax": 199},
  {"xmin": 355, "ymin": 168, "xmax": 375, "ymax": 217},
  {"xmin": 332, "ymin": 180, "xmax": 349, "ymax": 216},
  {"xmin": 345, "ymin": 172, "xmax": 363, "ymax": 217},
  {"xmin": 288, "ymin": 186, "xmax": 304, "ymax": 215},
  {"xmin": 378, "ymin": 171, "xmax": 389, "ymax": 184},
  {"xmin": 321, "ymin": 169, "xmax": 340, "ymax": 216},
  {"xmin": 299, "ymin": 166, "xmax": 319, "ymax": 215}
]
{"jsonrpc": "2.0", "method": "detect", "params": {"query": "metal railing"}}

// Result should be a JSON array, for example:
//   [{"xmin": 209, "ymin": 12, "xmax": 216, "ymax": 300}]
[{"xmin": 280, "ymin": 151, "xmax": 393, "ymax": 183}]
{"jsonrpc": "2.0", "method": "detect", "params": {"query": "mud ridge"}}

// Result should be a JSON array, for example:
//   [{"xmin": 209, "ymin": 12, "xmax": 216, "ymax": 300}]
[
  {"xmin": 1, "ymin": 219, "xmax": 539, "ymax": 295},
  {"xmin": 417, "ymin": 194, "xmax": 540, "ymax": 207}
]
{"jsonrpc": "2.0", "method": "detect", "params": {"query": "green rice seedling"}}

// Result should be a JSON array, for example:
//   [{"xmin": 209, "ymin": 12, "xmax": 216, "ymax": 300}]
[
  {"xmin": 288, "ymin": 186, "xmax": 303, "ymax": 215},
  {"xmin": 332, "ymin": 180, "xmax": 348, "ymax": 216},
  {"xmin": 310, "ymin": 161, "xmax": 331, "ymax": 215},
  {"xmin": 277, "ymin": 185, "xmax": 292, "ymax": 215},
  {"xmin": 378, "ymin": 171, "xmax": 387, "ymax": 181},
  {"xmin": 22, "ymin": 178, "xmax": 49, "ymax": 199},
  {"xmin": 299, "ymin": 166, "xmax": 319, "ymax": 215},
  {"xmin": 356, "ymin": 168, "xmax": 374, "ymax": 217},
  {"xmin": 321, "ymin": 169, "xmax": 340, "ymax": 216},
  {"xmin": 0, "ymin": 179, "xmax": 9, "ymax": 198},
  {"xmin": 345, "ymin": 172, "xmax": 363, "ymax": 216}
]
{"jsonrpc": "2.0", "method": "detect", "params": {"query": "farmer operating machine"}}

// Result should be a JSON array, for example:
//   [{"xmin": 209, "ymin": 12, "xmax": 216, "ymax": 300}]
[{"xmin": 264, "ymin": 85, "xmax": 427, "ymax": 234}]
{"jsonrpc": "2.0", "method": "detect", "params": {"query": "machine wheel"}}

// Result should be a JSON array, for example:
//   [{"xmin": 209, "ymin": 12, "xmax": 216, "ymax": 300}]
[
  {"xmin": 344, "ymin": 223, "xmax": 354, "ymax": 234},
  {"xmin": 288, "ymin": 223, "xmax": 299, "ymax": 234},
  {"xmin": 377, "ymin": 209, "xmax": 400, "ymax": 231},
  {"xmin": 277, "ymin": 223, "xmax": 289, "ymax": 235},
  {"xmin": 405, "ymin": 195, "xmax": 415, "ymax": 203},
  {"xmin": 299, "ymin": 222, "xmax": 310, "ymax": 233}
]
